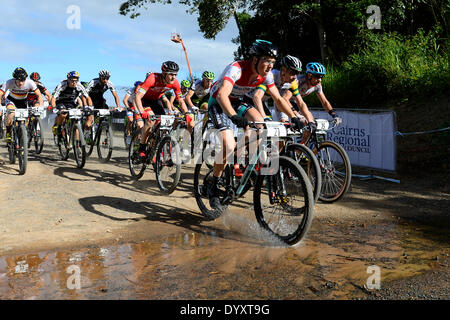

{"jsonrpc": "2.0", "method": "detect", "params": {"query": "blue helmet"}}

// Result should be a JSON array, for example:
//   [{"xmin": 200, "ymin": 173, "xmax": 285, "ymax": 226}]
[
  {"xmin": 305, "ymin": 62, "xmax": 326, "ymax": 76},
  {"xmin": 134, "ymin": 81, "xmax": 142, "ymax": 88}
]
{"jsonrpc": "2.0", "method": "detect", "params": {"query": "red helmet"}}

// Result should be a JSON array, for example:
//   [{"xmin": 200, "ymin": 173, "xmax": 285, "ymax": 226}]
[{"xmin": 30, "ymin": 72, "xmax": 41, "ymax": 81}]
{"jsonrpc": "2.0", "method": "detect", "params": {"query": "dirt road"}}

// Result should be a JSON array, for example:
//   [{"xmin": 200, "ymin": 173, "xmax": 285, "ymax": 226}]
[{"xmin": 0, "ymin": 129, "xmax": 448, "ymax": 299}]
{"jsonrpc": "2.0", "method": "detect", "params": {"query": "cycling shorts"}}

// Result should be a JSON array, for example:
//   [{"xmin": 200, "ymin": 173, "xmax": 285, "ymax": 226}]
[
  {"xmin": 142, "ymin": 98, "xmax": 165, "ymax": 116},
  {"xmin": 5, "ymin": 96, "xmax": 27, "ymax": 109},
  {"xmin": 208, "ymin": 97, "xmax": 254, "ymax": 131}
]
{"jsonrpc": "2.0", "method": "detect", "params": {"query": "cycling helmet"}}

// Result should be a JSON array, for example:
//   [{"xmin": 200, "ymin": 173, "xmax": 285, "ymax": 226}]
[
  {"xmin": 134, "ymin": 81, "xmax": 142, "ymax": 87},
  {"xmin": 29, "ymin": 72, "xmax": 41, "ymax": 81},
  {"xmin": 99, "ymin": 70, "xmax": 111, "ymax": 78},
  {"xmin": 202, "ymin": 71, "xmax": 215, "ymax": 80},
  {"xmin": 161, "ymin": 61, "xmax": 179, "ymax": 73},
  {"xmin": 305, "ymin": 62, "xmax": 326, "ymax": 76},
  {"xmin": 13, "ymin": 67, "xmax": 28, "ymax": 81},
  {"xmin": 281, "ymin": 55, "xmax": 302, "ymax": 73},
  {"xmin": 249, "ymin": 40, "xmax": 278, "ymax": 58},
  {"xmin": 180, "ymin": 79, "xmax": 192, "ymax": 88},
  {"xmin": 67, "ymin": 71, "xmax": 80, "ymax": 79}
]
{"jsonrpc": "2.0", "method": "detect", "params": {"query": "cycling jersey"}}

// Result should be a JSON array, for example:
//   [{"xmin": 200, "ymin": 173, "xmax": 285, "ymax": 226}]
[
  {"xmin": 86, "ymin": 78, "xmax": 116, "ymax": 99},
  {"xmin": 53, "ymin": 80, "xmax": 89, "ymax": 107},
  {"xmin": 245, "ymin": 69, "xmax": 299, "ymax": 102},
  {"xmin": 296, "ymin": 74, "xmax": 322, "ymax": 97},
  {"xmin": 0, "ymin": 79, "xmax": 38, "ymax": 100},
  {"xmin": 138, "ymin": 73, "xmax": 183, "ymax": 101},
  {"xmin": 190, "ymin": 79, "xmax": 211, "ymax": 99},
  {"xmin": 210, "ymin": 60, "xmax": 275, "ymax": 101},
  {"xmin": 27, "ymin": 82, "xmax": 47, "ymax": 102}
]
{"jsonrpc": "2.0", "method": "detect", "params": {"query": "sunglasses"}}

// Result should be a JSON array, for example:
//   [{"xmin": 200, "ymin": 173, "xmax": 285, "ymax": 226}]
[{"xmin": 312, "ymin": 74, "xmax": 324, "ymax": 79}]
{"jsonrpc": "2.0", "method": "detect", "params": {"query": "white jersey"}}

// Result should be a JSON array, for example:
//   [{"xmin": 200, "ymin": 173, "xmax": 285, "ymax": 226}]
[
  {"xmin": 0, "ymin": 79, "xmax": 37, "ymax": 100},
  {"xmin": 190, "ymin": 79, "xmax": 211, "ymax": 99},
  {"xmin": 296, "ymin": 74, "xmax": 322, "ymax": 97}
]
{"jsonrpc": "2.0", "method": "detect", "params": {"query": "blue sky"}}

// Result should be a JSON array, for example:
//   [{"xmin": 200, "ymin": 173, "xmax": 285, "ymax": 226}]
[{"xmin": 0, "ymin": 0, "xmax": 239, "ymax": 99}]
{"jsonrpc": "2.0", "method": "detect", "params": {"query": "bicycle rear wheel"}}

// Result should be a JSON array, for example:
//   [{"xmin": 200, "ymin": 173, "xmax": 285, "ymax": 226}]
[
  {"xmin": 34, "ymin": 118, "xmax": 44, "ymax": 154},
  {"xmin": 253, "ymin": 156, "xmax": 314, "ymax": 246},
  {"xmin": 314, "ymin": 140, "xmax": 352, "ymax": 203},
  {"xmin": 18, "ymin": 124, "xmax": 28, "ymax": 175},
  {"xmin": 285, "ymin": 143, "xmax": 321, "ymax": 203},
  {"xmin": 97, "ymin": 123, "xmax": 113, "ymax": 163},
  {"xmin": 72, "ymin": 122, "xmax": 86, "ymax": 169},
  {"xmin": 155, "ymin": 135, "xmax": 181, "ymax": 194}
]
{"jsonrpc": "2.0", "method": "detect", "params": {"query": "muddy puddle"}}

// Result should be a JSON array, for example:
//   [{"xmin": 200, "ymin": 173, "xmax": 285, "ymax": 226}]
[{"xmin": 0, "ymin": 209, "xmax": 448, "ymax": 300}]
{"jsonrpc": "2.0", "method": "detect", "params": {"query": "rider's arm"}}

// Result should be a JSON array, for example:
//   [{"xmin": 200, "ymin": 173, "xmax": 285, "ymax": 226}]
[
  {"xmin": 43, "ymin": 89, "xmax": 53, "ymax": 102},
  {"xmin": 252, "ymin": 86, "xmax": 268, "ymax": 118},
  {"xmin": 35, "ymin": 89, "xmax": 44, "ymax": 107},
  {"xmin": 266, "ymin": 85, "xmax": 297, "ymax": 119},
  {"xmin": 161, "ymin": 96, "xmax": 173, "ymax": 112},
  {"xmin": 316, "ymin": 91, "xmax": 333, "ymax": 114},
  {"xmin": 112, "ymin": 90, "xmax": 121, "ymax": 109},
  {"xmin": 134, "ymin": 91, "xmax": 145, "ymax": 114},
  {"xmin": 216, "ymin": 81, "xmax": 237, "ymax": 117},
  {"xmin": 176, "ymin": 97, "xmax": 189, "ymax": 114},
  {"xmin": 283, "ymin": 90, "xmax": 314, "ymax": 123},
  {"xmin": 123, "ymin": 93, "xmax": 130, "ymax": 109},
  {"xmin": 184, "ymin": 90, "xmax": 195, "ymax": 108},
  {"xmin": 86, "ymin": 95, "xmax": 93, "ymax": 107}
]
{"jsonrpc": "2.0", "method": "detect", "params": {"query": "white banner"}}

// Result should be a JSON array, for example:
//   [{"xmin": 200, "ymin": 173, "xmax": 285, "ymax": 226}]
[{"xmin": 310, "ymin": 110, "xmax": 397, "ymax": 172}]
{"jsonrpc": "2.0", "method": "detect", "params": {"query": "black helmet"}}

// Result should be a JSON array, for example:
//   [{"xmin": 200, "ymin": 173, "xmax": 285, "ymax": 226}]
[
  {"xmin": 280, "ymin": 55, "xmax": 302, "ymax": 73},
  {"xmin": 161, "ymin": 61, "xmax": 179, "ymax": 73},
  {"xmin": 249, "ymin": 40, "xmax": 278, "ymax": 58},
  {"xmin": 13, "ymin": 67, "xmax": 28, "ymax": 81},
  {"xmin": 30, "ymin": 72, "xmax": 41, "ymax": 81}
]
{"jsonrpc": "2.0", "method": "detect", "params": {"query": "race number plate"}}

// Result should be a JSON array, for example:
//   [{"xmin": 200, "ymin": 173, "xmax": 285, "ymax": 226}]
[
  {"xmin": 160, "ymin": 115, "xmax": 175, "ymax": 128},
  {"xmin": 315, "ymin": 119, "xmax": 330, "ymax": 134},
  {"xmin": 98, "ymin": 109, "xmax": 110, "ymax": 116},
  {"xmin": 15, "ymin": 109, "xmax": 29, "ymax": 120},
  {"xmin": 266, "ymin": 122, "xmax": 287, "ymax": 137},
  {"xmin": 68, "ymin": 109, "xmax": 82, "ymax": 117}
]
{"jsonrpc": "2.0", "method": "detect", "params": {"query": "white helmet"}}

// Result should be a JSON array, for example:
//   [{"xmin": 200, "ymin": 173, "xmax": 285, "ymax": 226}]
[
  {"xmin": 99, "ymin": 70, "xmax": 111, "ymax": 78},
  {"xmin": 281, "ymin": 55, "xmax": 302, "ymax": 73}
]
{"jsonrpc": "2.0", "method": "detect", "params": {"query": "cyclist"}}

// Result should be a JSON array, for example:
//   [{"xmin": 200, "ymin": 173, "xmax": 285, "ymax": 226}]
[
  {"xmin": 206, "ymin": 40, "xmax": 305, "ymax": 211},
  {"xmin": 123, "ymin": 81, "xmax": 143, "ymax": 144},
  {"xmin": 169, "ymin": 79, "xmax": 191, "ymax": 113},
  {"xmin": 84, "ymin": 70, "xmax": 121, "ymax": 135},
  {"xmin": 185, "ymin": 71, "xmax": 214, "ymax": 110},
  {"xmin": 28, "ymin": 72, "xmax": 53, "ymax": 109},
  {"xmin": 294, "ymin": 62, "xmax": 341, "ymax": 125},
  {"xmin": 133, "ymin": 61, "xmax": 193, "ymax": 160},
  {"xmin": 51, "ymin": 71, "xmax": 92, "ymax": 136},
  {"xmin": 0, "ymin": 67, "xmax": 43, "ymax": 142},
  {"xmin": 249, "ymin": 55, "xmax": 315, "ymax": 127}
]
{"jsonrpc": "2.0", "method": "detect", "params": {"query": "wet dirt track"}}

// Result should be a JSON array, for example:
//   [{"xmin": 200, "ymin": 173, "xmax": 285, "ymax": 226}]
[{"xmin": 0, "ymin": 128, "xmax": 449, "ymax": 300}]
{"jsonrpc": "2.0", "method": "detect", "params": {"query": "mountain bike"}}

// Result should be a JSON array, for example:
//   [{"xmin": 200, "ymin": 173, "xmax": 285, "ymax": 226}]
[
  {"xmin": 55, "ymin": 107, "xmax": 87, "ymax": 169},
  {"xmin": 128, "ymin": 114, "xmax": 182, "ymax": 194},
  {"xmin": 302, "ymin": 118, "xmax": 352, "ymax": 202},
  {"xmin": 26, "ymin": 106, "xmax": 45, "ymax": 154},
  {"xmin": 194, "ymin": 121, "xmax": 315, "ymax": 246},
  {"xmin": 7, "ymin": 108, "xmax": 29, "ymax": 174},
  {"xmin": 83, "ymin": 108, "xmax": 113, "ymax": 163}
]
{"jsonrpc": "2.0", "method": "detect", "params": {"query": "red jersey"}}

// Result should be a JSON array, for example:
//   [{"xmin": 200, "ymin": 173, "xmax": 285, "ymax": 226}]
[{"xmin": 138, "ymin": 73, "xmax": 183, "ymax": 101}]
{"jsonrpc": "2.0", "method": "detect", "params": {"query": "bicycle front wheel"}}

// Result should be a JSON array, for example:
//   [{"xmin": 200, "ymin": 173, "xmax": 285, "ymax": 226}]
[
  {"xmin": 253, "ymin": 156, "xmax": 314, "ymax": 246},
  {"xmin": 155, "ymin": 135, "xmax": 181, "ymax": 194},
  {"xmin": 8, "ymin": 127, "xmax": 16, "ymax": 164},
  {"xmin": 58, "ymin": 124, "xmax": 70, "ymax": 161},
  {"xmin": 314, "ymin": 140, "xmax": 352, "ymax": 203},
  {"xmin": 18, "ymin": 124, "xmax": 28, "ymax": 175},
  {"xmin": 128, "ymin": 131, "xmax": 146, "ymax": 179},
  {"xmin": 97, "ymin": 123, "xmax": 113, "ymax": 163},
  {"xmin": 33, "ymin": 118, "xmax": 44, "ymax": 154},
  {"xmin": 72, "ymin": 122, "xmax": 86, "ymax": 169}
]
